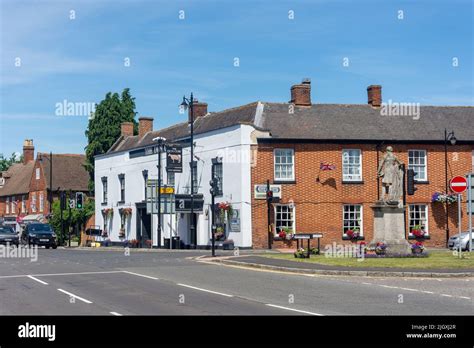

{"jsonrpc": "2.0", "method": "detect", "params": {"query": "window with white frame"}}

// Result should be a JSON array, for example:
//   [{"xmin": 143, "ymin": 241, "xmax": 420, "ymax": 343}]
[
  {"xmin": 409, "ymin": 204, "xmax": 429, "ymax": 235},
  {"xmin": 408, "ymin": 150, "xmax": 427, "ymax": 181},
  {"xmin": 274, "ymin": 149, "xmax": 294, "ymax": 181},
  {"xmin": 11, "ymin": 195, "xmax": 15, "ymax": 214},
  {"xmin": 342, "ymin": 149, "xmax": 362, "ymax": 181},
  {"xmin": 102, "ymin": 177, "xmax": 108, "ymax": 204},
  {"xmin": 21, "ymin": 195, "xmax": 26, "ymax": 213},
  {"xmin": 118, "ymin": 174, "xmax": 125, "ymax": 202},
  {"xmin": 343, "ymin": 205, "xmax": 363, "ymax": 236},
  {"xmin": 274, "ymin": 204, "xmax": 295, "ymax": 234},
  {"xmin": 36, "ymin": 168, "xmax": 40, "ymax": 180},
  {"xmin": 39, "ymin": 192, "xmax": 44, "ymax": 212},
  {"xmin": 31, "ymin": 193, "xmax": 36, "ymax": 212},
  {"xmin": 6, "ymin": 197, "xmax": 9, "ymax": 214},
  {"xmin": 212, "ymin": 159, "xmax": 223, "ymax": 196}
]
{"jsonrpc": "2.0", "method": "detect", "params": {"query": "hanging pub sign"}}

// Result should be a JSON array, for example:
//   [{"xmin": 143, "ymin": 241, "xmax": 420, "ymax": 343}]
[{"xmin": 166, "ymin": 145, "xmax": 183, "ymax": 173}]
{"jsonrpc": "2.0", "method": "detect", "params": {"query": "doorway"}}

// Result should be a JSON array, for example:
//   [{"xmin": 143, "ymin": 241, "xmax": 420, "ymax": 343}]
[{"xmin": 136, "ymin": 204, "xmax": 151, "ymax": 247}]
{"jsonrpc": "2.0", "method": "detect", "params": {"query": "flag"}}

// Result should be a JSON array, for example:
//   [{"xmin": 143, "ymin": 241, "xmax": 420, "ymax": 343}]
[{"xmin": 320, "ymin": 162, "xmax": 336, "ymax": 171}]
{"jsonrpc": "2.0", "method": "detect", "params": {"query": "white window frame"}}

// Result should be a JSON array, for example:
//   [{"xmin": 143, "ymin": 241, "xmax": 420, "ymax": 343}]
[
  {"xmin": 342, "ymin": 204, "xmax": 363, "ymax": 237},
  {"xmin": 342, "ymin": 149, "xmax": 362, "ymax": 182},
  {"xmin": 274, "ymin": 204, "xmax": 296, "ymax": 235},
  {"xmin": 31, "ymin": 193, "xmax": 36, "ymax": 213},
  {"xmin": 11, "ymin": 195, "xmax": 15, "ymax": 214},
  {"xmin": 408, "ymin": 204, "xmax": 429, "ymax": 236},
  {"xmin": 36, "ymin": 167, "xmax": 40, "ymax": 180},
  {"xmin": 408, "ymin": 150, "xmax": 427, "ymax": 182},
  {"xmin": 274, "ymin": 148, "xmax": 295, "ymax": 181},
  {"xmin": 6, "ymin": 197, "xmax": 9, "ymax": 214},
  {"xmin": 102, "ymin": 178, "xmax": 108, "ymax": 204},
  {"xmin": 39, "ymin": 192, "xmax": 44, "ymax": 212},
  {"xmin": 21, "ymin": 195, "xmax": 26, "ymax": 213}
]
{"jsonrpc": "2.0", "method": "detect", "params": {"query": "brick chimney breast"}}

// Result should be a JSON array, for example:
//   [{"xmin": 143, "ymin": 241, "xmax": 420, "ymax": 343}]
[
  {"xmin": 367, "ymin": 85, "xmax": 382, "ymax": 107},
  {"xmin": 290, "ymin": 79, "xmax": 311, "ymax": 106},
  {"xmin": 138, "ymin": 117, "xmax": 153, "ymax": 138},
  {"xmin": 189, "ymin": 100, "xmax": 208, "ymax": 123},
  {"xmin": 121, "ymin": 122, "xmax": 134, "ymax": 137},
  {"xmin": 23, "ymin": 139, "xmax": 34, "ymax": 164}
]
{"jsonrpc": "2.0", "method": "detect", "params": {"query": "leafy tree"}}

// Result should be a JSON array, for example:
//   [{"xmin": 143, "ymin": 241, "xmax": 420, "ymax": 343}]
[
  {"xmin": 0, "ymin": 153, "xmax": 23, "ymax": 171},
  {"xmin": 50, "ymin": 197, "xmax": 94, "ymax": 245},
  {"xmin": 85, "ymin": 88, "xmax": 137, "ymax": 191}
]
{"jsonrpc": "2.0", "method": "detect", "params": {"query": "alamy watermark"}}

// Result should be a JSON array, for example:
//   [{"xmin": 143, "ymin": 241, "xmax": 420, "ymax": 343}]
[
  {"xmin": 0, "ymin": 244, "xmax": 38, "ymax": 262},
  {"xmin": 55, "ymin": 99, "xmax": 96, "ymax": 119},
  {"xmin": 380, "ymin": 99, "xmax": 420, "ymax": 120},
  {"xmin": 324, "ymin": 242, "xmax": 365, "ymax": 261}
]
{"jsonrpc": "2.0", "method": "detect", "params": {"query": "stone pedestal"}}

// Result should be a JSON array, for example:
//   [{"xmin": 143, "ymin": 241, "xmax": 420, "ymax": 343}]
[{"xmin": 370, "ymin": 202, "xmax": 411, "ymax": 255}]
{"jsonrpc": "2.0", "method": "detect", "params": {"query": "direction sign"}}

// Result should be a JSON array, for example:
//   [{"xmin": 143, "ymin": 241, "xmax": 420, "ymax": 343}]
[
  {"xmin": 450, "ymin": 176, "xmax": 468, "ymax": 194},
  {"xmin": 254, "ymin": 184, "xmax": 282, "ymax": 200}
]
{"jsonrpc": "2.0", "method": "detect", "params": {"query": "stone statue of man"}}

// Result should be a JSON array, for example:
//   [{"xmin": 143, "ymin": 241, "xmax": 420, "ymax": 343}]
[{"xmin": 378, "ymin": 146, "xmax": 404, "ymax": 205}]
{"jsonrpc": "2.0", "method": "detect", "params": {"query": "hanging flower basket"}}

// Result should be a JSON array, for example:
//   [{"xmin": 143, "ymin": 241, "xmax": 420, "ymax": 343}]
[
  {"xmin": 121, "ymin": 208, "xmax": 133, "ymax": 217},
  {"xmin": 217, "ymin": 201, "xmax": 233, "ymax": 222},
  {"xmin": 411, "ymin": 225, "xmax": 426, "ymax": 239},
  {"xmin": 102, "ymin": 208, "xmax": 113, "ymax": 217},
  {"xmin": 431, "ymin": 192, "xmax": 457, "ymax": 204},
  {"xmin": 345, "ymin": 229, "xmax": 360, "ymax": 242}
]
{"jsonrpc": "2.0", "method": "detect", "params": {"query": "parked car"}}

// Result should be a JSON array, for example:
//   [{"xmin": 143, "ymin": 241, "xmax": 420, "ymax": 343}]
[
  {"xmin": 22, "ymin": 223, "xmax": 57, "ymax": 249},
  {"xmin": 448, "ymin": 231, "xmax": 474, "ymax": 251},
  {"xmin": 0, "ymin": 225, "xmax": 19, "ymax": 246}
]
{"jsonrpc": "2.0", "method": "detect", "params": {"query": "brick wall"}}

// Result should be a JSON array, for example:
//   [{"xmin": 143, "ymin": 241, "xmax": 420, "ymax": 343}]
[
  {"xmin": 251, "ymin": 142, "xmax": 474, "ymax": 249},
  {"xmin": 29, "ymin": 160, "xmax": 48, "ymax": 215}
]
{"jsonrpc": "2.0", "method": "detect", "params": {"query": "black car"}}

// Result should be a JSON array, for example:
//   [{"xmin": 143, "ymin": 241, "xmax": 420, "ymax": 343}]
[
  {"xmin": 22, "ymin": 223, "xmax": 57, "ymax": 249},
  {"xmin": 0, "ymin": 225, "xmax": 19, "ymax": 246}
]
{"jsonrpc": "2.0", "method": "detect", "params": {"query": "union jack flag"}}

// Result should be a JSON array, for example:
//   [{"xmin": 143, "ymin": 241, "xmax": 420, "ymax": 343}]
[{"xmin": 320, "ymin": 162, "xmax": 336, "ymax": 171}]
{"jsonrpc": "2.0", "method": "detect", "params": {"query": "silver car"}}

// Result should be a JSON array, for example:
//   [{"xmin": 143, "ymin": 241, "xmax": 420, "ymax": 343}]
[{"xmin": 448, "ymin": 231, "xmax": 474, "ymax": 251}]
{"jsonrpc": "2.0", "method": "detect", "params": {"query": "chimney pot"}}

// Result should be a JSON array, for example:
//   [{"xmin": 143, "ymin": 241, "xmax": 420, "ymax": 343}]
[
  {"xmin": 138, "ymin": 117, "xmax": 153, "ymax": 138},
  {"xmin": 290, "ymin": 79, "xmax": 312, "ymax": 106},
  {"xmin": 189, "ymin": 100, "xmax": 208, "ymax": 123},
  {"xmin": 23, "ymin": 139, "xmax": 34, "ymax": 164},
  {"xmin": 367, "ymin": 85, "xmax": 382, "ymax": 107},
  {"xmin": 121, "ymin": 122, "xmax": 134, "ymax": 137}
]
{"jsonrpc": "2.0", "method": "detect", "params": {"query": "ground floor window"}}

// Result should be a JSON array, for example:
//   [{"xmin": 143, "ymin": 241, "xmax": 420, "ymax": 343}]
[
  {"xmin": 343, "ymin": 205, "xmax": 363, "ymax": 236},
  {"xmin": 409, "ymin": 204, "xmax": 428, "ymax": 235},
  {"xmin": 274, "ymin": 204, "xmax": 295, "ymax": 234}
]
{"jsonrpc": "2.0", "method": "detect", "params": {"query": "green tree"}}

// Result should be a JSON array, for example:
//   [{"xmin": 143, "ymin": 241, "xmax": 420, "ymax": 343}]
[
  {"xmin": 50, "ymin": 197, "xmax": 95, "ymax": 245},
  {"xmin": 0, "ymin": 153, "xmax": 23, "ymax": 171},
  {"xmin": 85, "ymin": 88, "xmax": 137, "ymax": 191}
]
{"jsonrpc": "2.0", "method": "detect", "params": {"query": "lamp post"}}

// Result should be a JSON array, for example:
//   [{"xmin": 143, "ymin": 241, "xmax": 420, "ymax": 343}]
[
  {"xmin": 153, "ymin": 136, "xmax": 167, "ymax": 248},
  {"xmin": 444, "ymin": 129, "xmax": 457, "ymax": 247},
  {"xmin": 38, "ymin": 152, "xmax": 53, "ymax": 218},
  {"xmin": 180, "ymin": 93, "xmax": 196, "ymax": 248}
]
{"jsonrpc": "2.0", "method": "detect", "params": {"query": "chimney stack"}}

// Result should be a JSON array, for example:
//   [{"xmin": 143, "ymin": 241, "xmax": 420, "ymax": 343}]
[
  {"xmin": 138, "ymin": 117, "xmax": 153, "ymax": 138},
  {"xmin": 367, "ymin": 85, "xmax": 382, "ymax": 107},
  {"xmin": 290, "ymin": 79, "xmax": 312, "ymax": 106},
  {"xmin": 23, "ymin": 139, "xmax": 34, "ymax": 164},
  {"xmin": 121, "ymin": 122, "xmax": 134, "ymax": 137},
  {"xmin": 189, "ymin": 100, "xmax": 208, "ymax": 123}
]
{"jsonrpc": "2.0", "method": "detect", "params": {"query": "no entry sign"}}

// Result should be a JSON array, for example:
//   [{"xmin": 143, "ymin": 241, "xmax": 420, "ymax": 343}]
[{"xmin": 450, "ymin": 176, "xmax": 468, "ymax": 194}]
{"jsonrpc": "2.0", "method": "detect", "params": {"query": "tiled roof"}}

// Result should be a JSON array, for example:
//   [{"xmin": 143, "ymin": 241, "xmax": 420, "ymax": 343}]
[
  {"xmin": 39, "ymin": 153, "xmax": 89, "ymax": 192},
  {"xmin": 0, "ymin": 161, "xmax": 35, "ymax": 196},
  {"xmin": 103, "ymin": 102, "xmax": 474, "ymax": 155}
]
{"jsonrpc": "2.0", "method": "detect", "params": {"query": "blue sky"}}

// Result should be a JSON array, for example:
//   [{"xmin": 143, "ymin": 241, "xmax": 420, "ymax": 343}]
[{"xmin": 1, "ymin": 0, "xmax": 472, "ymax": 156}]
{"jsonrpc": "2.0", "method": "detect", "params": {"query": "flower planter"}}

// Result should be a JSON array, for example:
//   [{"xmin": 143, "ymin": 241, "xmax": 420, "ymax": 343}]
[{"xmin": 223, "ymin": 242, "xmax": 234, "ymax": 250}]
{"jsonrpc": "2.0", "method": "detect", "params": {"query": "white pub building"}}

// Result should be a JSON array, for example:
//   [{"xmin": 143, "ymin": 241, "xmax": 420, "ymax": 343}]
[{"xmin": 94, "ymin": 102, "xmax": 260, "ymax": 248}]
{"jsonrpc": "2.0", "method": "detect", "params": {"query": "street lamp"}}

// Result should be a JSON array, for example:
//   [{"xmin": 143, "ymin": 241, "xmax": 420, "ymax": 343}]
[
  {"xmin": 180, "ymin": 93, "xmax": 197, "ymax": 248},
  {"xmin": 38, "ymin": 152, "xmax": 53, "ymax": 218},
  {"xmin": 153, "ymin": 136, "xmax": 167, "ymax": 248},
  {"xmin": 444, "ymin": 129, "xmax": 457, "ymax": 247}
]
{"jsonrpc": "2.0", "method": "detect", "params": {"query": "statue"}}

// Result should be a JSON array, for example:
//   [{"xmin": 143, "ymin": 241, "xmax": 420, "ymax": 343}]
[{"xmin": 378, "ymin": 146, "xmax": 404, "ymax": 206}]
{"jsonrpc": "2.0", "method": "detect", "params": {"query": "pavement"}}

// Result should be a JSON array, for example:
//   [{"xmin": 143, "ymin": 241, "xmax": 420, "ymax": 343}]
[
  {"xmin": 209, "ymin": 255, "xmax": 474, "ymax": 277},
  {"xmin": 0, "ymin": 248, "xmax": 472, "ymax": 315}
]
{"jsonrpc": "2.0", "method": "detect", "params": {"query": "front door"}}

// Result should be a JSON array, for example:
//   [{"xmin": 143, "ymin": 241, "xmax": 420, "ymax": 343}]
[{"xmin": 136, "ymin": 205, "xmax": 151, "ymax": 247}]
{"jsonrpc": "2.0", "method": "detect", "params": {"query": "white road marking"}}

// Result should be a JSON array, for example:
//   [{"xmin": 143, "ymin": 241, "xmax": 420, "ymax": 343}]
[
  {"xmin": 421, "ymin": 290, "xmax": 434, "ymax": 294},
  {"xmin": 399, "ymin": 287, "xmax": 420, "ymax": 292},
  {"xmin": 121, "ymin": 271, "xmax": 159, "ymax": 280},
  {"xmin": 176, "ymin": 283, "xmax": 233, "ymax": 297},
  {"xmin": 441, "ymin": 294, "xmax": 453, "ymax": 297},
  {"xmin": 458, "ymin": 296, "xmax": 471, "ymax": 300},
  {"xmin": 57, "ymin": 289, "xmax": 93, "ymax": 304},
  {"xmin": 379, "ymin": 285, "xmax": 399, "ymax": 289},
  {"xmin": 27, "ymin": 275, "xmax": 48, "ymax": 285},
  {"xmin": 265, "ymin": 304, "xmax": 323, "ymax": 316},
  {"xmin": 110, "ymin": 311, "xmax": 122, "ymax": 316},
  {"xmin": 0, "ymin": 270, "xmax": 124, "ymax": 279}
]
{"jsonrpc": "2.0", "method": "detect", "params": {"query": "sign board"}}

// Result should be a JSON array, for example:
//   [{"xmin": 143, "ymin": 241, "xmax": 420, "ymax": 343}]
[
  {"xmin": 467, "ymin": 174, "xmax": 474, "ymax": 215},
  {"xmin": 147, "ymin": 182, "xmax": 174, "ymax": 196},
  {"xmin": 147, "ymin": 195, "xmax": 175, "ymax": 214},
  {"xmin": 254, "ymin": 184, "xmax": 282, "ymax": 199},
  {"xmin": 450, "ymin": 176, "xmax": 468, "ymax": 194},
  {"xmin": 175, "ymin": 194, "xmax": 204, "ymax": 213},
  {"xmin": 166, "ymin": 145, "xmax": 183, "ymax": 173},
  {"xmin": 229, "ymin": 209, "xmax": 240, "ymax": 232},
  {"xmin": 293, "ymin": 234, "xmax": 310, "ymax": 240}
]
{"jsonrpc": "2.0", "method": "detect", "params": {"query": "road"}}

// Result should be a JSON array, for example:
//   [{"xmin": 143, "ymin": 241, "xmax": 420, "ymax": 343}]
[{"xmin": 0, "ymin": 248, "xmax": 472, "ymax": 315}]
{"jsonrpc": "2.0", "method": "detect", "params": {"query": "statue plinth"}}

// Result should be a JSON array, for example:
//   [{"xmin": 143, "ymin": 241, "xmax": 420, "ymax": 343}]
[{"xmin": 370, "ymin": 202, "xmax": 411, "ymax": 256}]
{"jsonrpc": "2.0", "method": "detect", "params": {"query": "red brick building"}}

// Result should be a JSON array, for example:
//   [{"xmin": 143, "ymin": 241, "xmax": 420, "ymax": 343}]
[
  {"xmin": 250, "ymin": 81, "xmax": 474, "ymax": 249},
  {"xmin": 0, "ymin": 140, "xmax": 90, "ymax": 229}
]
